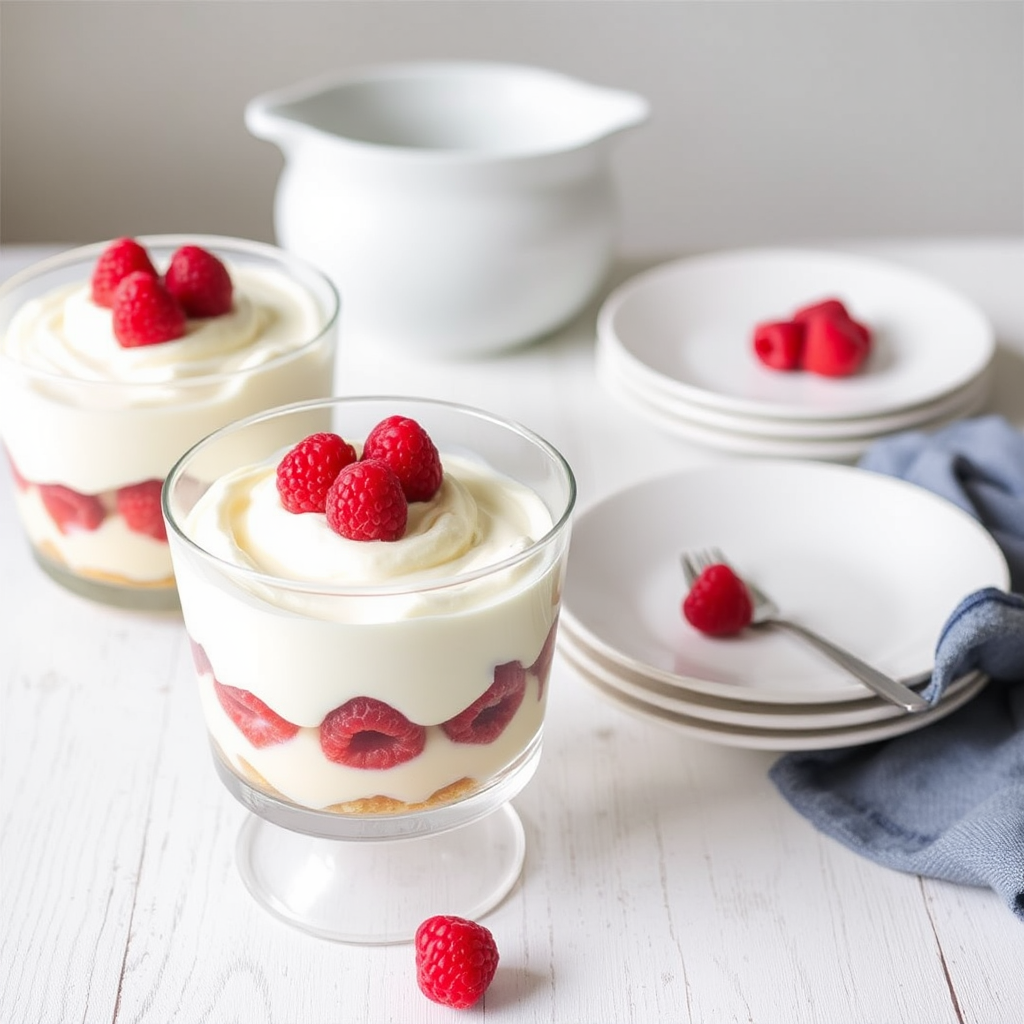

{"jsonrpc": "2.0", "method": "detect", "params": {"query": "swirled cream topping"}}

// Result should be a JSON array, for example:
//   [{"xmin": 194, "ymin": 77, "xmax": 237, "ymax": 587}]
[
  {"xmin": 186, "ymin": 453, "xmax": 553, "ymax": 588},
  {"xmin": 4, "ymin": 265, "xmax": 324, "ymax": 384}
]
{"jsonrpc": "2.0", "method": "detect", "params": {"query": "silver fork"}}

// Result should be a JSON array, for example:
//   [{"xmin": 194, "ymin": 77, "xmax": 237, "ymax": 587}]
[{"xmin": 680, "ymin": 547, "xmax": 930, "ymax": 714}]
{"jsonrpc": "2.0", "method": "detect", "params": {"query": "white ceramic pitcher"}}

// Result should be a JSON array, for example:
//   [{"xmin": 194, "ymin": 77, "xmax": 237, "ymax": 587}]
[{"xmin": 245, "ymin": 62, "xmax": 649, "ymax": 357}]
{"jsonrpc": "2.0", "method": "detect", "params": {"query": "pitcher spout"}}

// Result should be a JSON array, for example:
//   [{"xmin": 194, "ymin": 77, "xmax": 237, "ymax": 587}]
[
  {"xmin": 584, "ymin": 86, "xmax": 650, "ymax": 142},
  {"xmin": 244, "ymin": 86, "xmax": 322, "ymax": 153},
  {"xmin": 245, "ymin": 97, "xmax": 291, "ymax": 150}
]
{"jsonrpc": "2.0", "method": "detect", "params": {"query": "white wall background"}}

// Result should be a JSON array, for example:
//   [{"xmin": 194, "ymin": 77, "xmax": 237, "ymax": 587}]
[{"xmin": 1, "ymin": 0, "xmax": 1022, "ymax": 254}]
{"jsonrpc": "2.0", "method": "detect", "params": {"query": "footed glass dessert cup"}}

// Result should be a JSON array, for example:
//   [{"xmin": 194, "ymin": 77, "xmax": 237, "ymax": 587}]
[
  {"xmin": 163, "ymin": 396, "xmax": 576, "ymax": 943},
  {"xmin": 0, "ymin": 236, "xmax": 339, "ymax": 610}
]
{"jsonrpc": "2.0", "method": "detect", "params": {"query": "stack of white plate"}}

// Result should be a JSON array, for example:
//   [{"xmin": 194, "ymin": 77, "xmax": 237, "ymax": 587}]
[
  {"xmin": 597, "ymin": 249, "xmax": 995, "ymax": 460},
  {"xmin": 559, "ymin": 462, "xmax": 1009, "ymax": 751}
]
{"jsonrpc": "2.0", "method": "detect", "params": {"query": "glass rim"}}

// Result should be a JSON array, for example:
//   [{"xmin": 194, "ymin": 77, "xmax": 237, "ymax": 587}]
[
  {"xmin": 0, "ymin": 233, "xmax": 341, "ymax": 392},
  {"xmin": 162, "ymin": 394, "xmax": 577, "ymax": 599}
]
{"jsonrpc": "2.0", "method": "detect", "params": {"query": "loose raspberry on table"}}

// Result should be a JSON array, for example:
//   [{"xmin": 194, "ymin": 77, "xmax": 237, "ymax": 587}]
[
  {"xmin": 682, "ymin": 563, "xmax": 754, "ymax": 637},
  {"xmin": 442, "ymin": 660, "xmax": 527, "ymax": 744},
  {"xmin": 325, "ymin": 459, "xmax": 408, "ymax": 541},
  {"xmin": 214, "ymin": 681, "xmax": 300, "ymax": 748},
  {"xmin": 116, "ymin": 479, "xmax": 167, "ymax": 541},
  {"xmin": 164, "ymin": 245, "xmax": 234, "ymax": 318},
  {"xmin": 276, "ymin": 433, "xmax": 358, "ymax": 514},
  {"xmin": 112, "ymin": 271, "xmax": 187, "ymax": 348},
  {"xmin": 319, "ymin": 696, "xmax": 426, "ymax": 769},
  {"xmin": 38, "ymin": 484, "xmax": 106, "ymax": 534},
  {"xmin": 90, "ymin": 238, "xmax": 158, "ymax": 308},
  {"xmin": 415, "ymin": 915, "xmax": 499, "ymax": 1010},
  {"xmin": 361, "ymin": 415, "xmax": 443, "ymax": 502}
]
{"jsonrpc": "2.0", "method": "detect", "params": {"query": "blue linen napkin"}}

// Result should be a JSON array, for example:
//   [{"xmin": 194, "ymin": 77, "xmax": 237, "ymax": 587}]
[{"xmin": 770, "ymin": 416, "xmax": 1024, "ymax": 921}]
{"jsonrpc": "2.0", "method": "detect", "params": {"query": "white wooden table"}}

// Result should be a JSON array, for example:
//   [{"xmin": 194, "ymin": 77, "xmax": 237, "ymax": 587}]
[{"xmin": 3, "ymin": 239, "xmax": 1023, "ymax": 1024}]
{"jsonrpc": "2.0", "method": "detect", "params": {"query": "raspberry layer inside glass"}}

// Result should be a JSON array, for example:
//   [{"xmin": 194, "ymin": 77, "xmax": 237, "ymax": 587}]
[
  {"xmin": 192, "ymin": 622, "xmax": 558, "ymax": 812},
  {"xmin": 8, "ymin": 454, "xmax": 172, "ymax": 585}
]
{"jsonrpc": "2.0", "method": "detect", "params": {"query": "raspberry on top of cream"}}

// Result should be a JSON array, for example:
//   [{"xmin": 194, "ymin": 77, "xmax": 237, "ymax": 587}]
[
  {"xmin": 1, "ymin": 238, "xmax": 340, "ymax": 605},
  {"xmin": 187, "ymin": 454, "xmax": 551, "ymax": 588},
  {"xmin": 186, "ymin": 417, "xmax": 553, "ymax": 592},
  {"xmin": 5, "ymin": 266, "xmax": 324, "ymax": 385}
]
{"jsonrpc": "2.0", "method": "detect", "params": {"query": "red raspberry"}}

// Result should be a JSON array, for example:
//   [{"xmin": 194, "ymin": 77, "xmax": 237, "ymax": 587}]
[
  {"xmin": 164, "ymin": 244, "xmax": 234, "ymax": 318},
  {"xmin": 116, "ymin": 479, "xmax": 167, "ymax": 541},
  {"xmin": 361, "ymin": 415, "xmax": 443, "ymax": 502},
  {"xmin": 682, "ymin": 564, "xmax": 753, "ymax": 636},
  {"xmin": 276, "ymin": 432, "xmax": 358, "ymax": 514},
  {"xmin": 214, "ymin": 681, "xmax": 300, "ymax": 748},
  {"xmin": 529, "ymin": 619, "xmax": 559, "ymax": 701},
  {"xmin": 38, "ymin": 484, "xmax": 106, "ymax": 534},
  {"xmin": 442, "ymin": 660, "xmax": 526, "ymax": 744},
  {"xmin": 319, "ymin": 696, "xmax": 426, "ymax": 769},
  {"xmin": 415, "ymin": 915, "xmax": 499, "ymax": 1010},
  {"xmin": 792, "ymin": 297, "xmax": 851, "ymax": 324},
  {"xmin": 753, "ymin": 320, "xmax": 804, "ymax": 371},
  {"xmin": 90, "ymin": 238, "xmax": 158, "ymax": 308},
  {"xmin": 112, "ymin": 271, "xmax": 187, "ymax": 348},
  {"xmin": 845, "ymin": 316, "xmax": 872, "ymax": 349},
  {"xmin": 325, "ymin": 460, "xmax": 408, "ymax": 542},
  {"xmin": 802, "ymin": 315, "xmax": 870, "ymax": 377}
]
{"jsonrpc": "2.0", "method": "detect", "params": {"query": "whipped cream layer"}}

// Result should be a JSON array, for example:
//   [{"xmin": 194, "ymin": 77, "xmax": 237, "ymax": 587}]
[
  {"xmin": 188, "ymin": 455, "xmax": 549, "ymax": 587},
  {"xmin": 0, "ymin": 262, "xmax": 335, "ymax": 493},
  {"xmin": 172, "ymin": 450, "xmax": 565, "ymax": 809}
]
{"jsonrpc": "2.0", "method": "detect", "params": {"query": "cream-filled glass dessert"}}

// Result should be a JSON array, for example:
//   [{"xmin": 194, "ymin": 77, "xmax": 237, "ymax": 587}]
[
  {"xmin": 0, "ymin": 236, "xmax": 339, "ymax": 609},
  {"xmin": 163, "ymin": 398, "xmax": 575, "ymax": 826}
]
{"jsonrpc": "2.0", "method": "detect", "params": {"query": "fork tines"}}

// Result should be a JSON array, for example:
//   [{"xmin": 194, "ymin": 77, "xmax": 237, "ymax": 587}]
[
  {"xmin": 680, "ymin": 553, "xmax": 698, "ymax": 586},
  {"xmin": 680, "ymin": 548, "xmax": 728, "ymax": 586}
]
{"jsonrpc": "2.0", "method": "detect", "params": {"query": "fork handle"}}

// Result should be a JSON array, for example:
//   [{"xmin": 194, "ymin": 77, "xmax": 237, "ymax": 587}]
[{"xmin": 767, "ymin": 619, "xmax": 931, "ymax": 713}]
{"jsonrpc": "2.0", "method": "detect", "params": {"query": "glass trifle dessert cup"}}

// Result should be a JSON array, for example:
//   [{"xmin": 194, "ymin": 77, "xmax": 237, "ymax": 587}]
[
  {"xmin": 0, "ymin": 235, "xmax": 339, "ymax": 610},
  {"xmin": 163, "ymin": 396, "xmax": 576, "ymax": 943}
]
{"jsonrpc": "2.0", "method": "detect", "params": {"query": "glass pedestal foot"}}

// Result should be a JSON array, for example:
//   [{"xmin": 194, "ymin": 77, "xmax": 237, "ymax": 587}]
[{"xmin": 234, "ymin": 802, "xmax": 526, "ymax": 944}]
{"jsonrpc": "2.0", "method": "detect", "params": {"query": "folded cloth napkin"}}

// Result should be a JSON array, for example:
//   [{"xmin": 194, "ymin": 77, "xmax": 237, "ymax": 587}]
[{"xmin": 770, "ymin": 416, "xmax": 1024, "ymax": 921}]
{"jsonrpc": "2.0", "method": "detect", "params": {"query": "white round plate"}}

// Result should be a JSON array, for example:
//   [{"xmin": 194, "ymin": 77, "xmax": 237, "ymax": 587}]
[
  {"xmin": 599, "ymin": 339, "xmax": 994, "ymax": 441},
  {"xmin": 598, "ymin": 357, "xmax": 992, "ymax": 460},
  {"xmin": 559, "ymin": 625, "xmax": 982, "ymax": 730},
  {"xmin": 573, "ymin": 658, "xmax": 989, "ymax": 751},
  {"xmin": 598, "ymin": 248, "xmax": 994, "ymax": 421},
  {"xmin": 561, "ymin": 462, "xmax": 1009, "ymax": 704}
]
